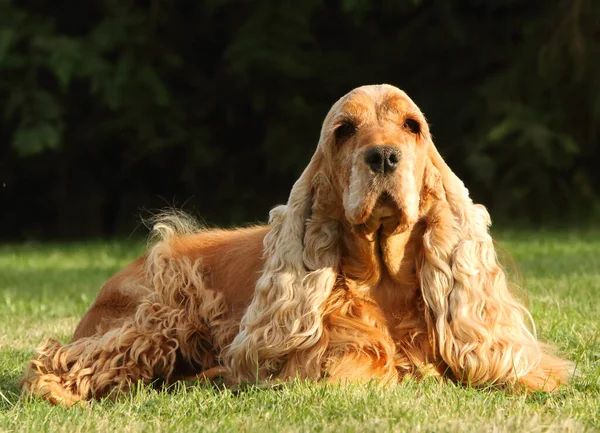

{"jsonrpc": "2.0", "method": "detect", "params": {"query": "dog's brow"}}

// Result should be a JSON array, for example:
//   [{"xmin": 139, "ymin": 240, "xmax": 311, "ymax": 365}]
[
  {"xmin": 333, "ymin": 113, "xmax": 360, "ymax": 126},
  {"xmin": 378, "ymin": 94, "xmax": 413, "ymax": 117},
  {"xmin": 339, "ymin": 99, "xmax": 371, "ymax": 119},
  {"xmin": 376, "ymin": 101, "xmax": 426, "ymax": 129}
]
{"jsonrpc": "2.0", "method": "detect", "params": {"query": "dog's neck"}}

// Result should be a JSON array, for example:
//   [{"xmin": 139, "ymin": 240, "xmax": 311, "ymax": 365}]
[{"xmin": 339, "ymin": 219, "xmax": 424, "ymax": 296}]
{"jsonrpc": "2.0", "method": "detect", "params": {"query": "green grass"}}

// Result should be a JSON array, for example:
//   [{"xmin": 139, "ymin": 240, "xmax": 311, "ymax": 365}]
[{"xmin": 0, "ymin": 232, "xmax": 599, "ymax": 432}]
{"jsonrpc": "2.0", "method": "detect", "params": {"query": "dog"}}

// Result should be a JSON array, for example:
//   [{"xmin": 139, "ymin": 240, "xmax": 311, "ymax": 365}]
[{"xmin": 21, "ymin": 84, "xmax": 572, "ymax": 406}]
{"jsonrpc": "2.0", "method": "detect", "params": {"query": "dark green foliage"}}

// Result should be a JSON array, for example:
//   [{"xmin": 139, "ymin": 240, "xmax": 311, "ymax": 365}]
[{"xmin": 0, "ymin": 0, "xmax": 598, "ymax": 239}]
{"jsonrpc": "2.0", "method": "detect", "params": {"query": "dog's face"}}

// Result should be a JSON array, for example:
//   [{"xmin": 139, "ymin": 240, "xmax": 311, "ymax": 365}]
[{"xmin": 319, "ymin": 85, "xmax": 430, "ymax": 237}]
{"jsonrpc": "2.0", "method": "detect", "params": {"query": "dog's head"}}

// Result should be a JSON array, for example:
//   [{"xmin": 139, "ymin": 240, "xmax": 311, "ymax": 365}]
[{"xmin": 314, "ymin": 85, "xmax": 432, "ymax": 238}]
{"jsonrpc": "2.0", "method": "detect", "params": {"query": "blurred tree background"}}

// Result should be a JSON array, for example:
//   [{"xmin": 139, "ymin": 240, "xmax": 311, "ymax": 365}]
[{"xmin": 0, "ymin": 0, "xmax": 598, "ymax": 240}]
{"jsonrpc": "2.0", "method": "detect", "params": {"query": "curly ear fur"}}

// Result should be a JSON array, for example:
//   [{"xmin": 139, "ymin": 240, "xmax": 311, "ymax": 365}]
[
  {"xmin": 225, "ymin": 153, "xmax": 341, "ymax": 382},
  {"xmin": 418, "ymin": 144, "xmax": 572, "ymax": 390}
]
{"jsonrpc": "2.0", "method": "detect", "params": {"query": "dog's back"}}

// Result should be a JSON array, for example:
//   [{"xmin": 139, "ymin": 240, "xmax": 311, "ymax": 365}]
[{"xmin": 73, "ymin": 225, "xmax": 269, "ymax": 341}]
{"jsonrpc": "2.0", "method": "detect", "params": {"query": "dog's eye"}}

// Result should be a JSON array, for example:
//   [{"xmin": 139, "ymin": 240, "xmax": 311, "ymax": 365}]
[
  {"xmin": 403, "ymin": 118, "xmax": 421, "ymax": 135},
  {"xmin": 335, "ymin": 121, "xmax": 357, "ymax": 141}
]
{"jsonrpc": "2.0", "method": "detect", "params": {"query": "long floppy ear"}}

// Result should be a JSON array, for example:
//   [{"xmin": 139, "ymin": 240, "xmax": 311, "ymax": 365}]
[
  {"xmin": 225, "ymin": 151, "xmax": 341, "ymax": 383},
  {"xmin": 419, "ymin": 144, "xmax": 572, "ymax": 390}
]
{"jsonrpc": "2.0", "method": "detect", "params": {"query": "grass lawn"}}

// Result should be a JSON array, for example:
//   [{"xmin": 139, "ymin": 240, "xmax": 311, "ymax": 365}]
[{"xmin": 0, "ymin": 231, "xmax": 599, "ymax": 432}]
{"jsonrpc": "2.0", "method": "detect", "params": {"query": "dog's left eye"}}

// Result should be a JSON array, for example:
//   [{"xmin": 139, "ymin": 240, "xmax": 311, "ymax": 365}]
[
  {"xmin": 335, "ymin": 121, "xmax": 357, "ymax": 142},
  {"xmin": 403, "ymin": 118, "xmax": 421, "ymax": 135}
]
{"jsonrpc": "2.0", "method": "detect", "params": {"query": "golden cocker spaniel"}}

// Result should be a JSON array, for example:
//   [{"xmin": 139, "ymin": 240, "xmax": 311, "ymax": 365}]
[{"xmin": 21, "ymin": 84, "xmax": 572, "ymax": 405}]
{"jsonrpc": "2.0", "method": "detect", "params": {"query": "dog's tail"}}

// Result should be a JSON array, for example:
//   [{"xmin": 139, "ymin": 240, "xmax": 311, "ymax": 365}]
[{"xmin": 144, "ymin": 209, "xmax": 202, "ymax": 245}]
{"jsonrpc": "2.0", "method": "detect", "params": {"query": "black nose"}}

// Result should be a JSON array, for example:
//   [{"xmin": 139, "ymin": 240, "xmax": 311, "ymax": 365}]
[{"xmin": 364, "ymin": 146, "xmax": 401, "ymax": 174}]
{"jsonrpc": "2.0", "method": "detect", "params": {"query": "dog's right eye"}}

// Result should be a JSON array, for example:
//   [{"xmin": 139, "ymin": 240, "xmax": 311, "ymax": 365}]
[{"xmin": 335, "ymin": 121, "xmax": 357, "ymax": 142}]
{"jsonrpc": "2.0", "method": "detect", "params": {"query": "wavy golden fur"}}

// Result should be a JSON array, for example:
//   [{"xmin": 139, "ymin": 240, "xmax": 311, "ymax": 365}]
[{"xmin": 21, "ymin": 84, "xmax": 571, "ymax": 406}]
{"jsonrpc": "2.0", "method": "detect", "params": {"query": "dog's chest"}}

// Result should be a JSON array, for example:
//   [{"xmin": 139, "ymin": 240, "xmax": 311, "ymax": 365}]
[{"xmin": 369, "ymin": 273, "xmax": 420, "ymax": 323}]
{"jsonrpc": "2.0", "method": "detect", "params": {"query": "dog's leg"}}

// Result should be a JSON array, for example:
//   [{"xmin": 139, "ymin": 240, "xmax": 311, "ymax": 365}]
[
  {"xmin": 319, "ymin": 295, "xmax": 398, "ymax": 384},
  {"xmin": 267, "ymin": 293, "xmax": 398, "ymax": 384},
  {"xmin": 21, "ymin": 235, "xmax": 240, "ymax": 405},
  {"xmin": 21, "ymin": 296, "xmax": 231, "ymax": 404},
  {"xmin": 384, "ymin": 307, "xmax": 449, "ymax": 381},
  {"xmin": 20, "ymin": 301, "xmax": 192, "ymax": 404},
  {"xmin": 169, "ymin": 366, "xmax": 229, "ymax": 384},
  {"xmin": 21, "ymin": 286, "xmax": 231, "ymax": 405},
  {"xmin": 20, "ymin": 339, "xmax": 87, "ymax": 406},
  {"xmin": 515, "ymin": 349, "xmax": 573, "ymax": 392}
]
